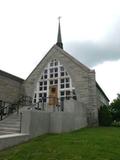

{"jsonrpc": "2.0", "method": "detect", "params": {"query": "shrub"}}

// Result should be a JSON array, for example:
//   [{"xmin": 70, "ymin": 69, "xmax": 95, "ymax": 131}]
[
  {"xmin": 98, "ymin": 105, "xmax": 112, "ymax": 126},
  {"xmin": 109, "ymin": 96, "xmax": 120, "ymax": 122},
  {"xmin": 112, "ymin": 120, "xmax": 120, "ymax": 127}
]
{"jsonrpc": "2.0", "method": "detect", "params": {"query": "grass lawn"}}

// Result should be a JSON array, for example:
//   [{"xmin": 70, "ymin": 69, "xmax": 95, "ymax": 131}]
[{"xmin": 0, "ymin": 127, "xmax": 120, "ymax": 160}]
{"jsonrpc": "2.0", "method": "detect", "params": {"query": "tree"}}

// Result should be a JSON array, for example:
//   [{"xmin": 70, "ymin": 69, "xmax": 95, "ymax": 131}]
[
  {"xmin": 98, "ymin": 105, "xmax": 112, "ymax": 126},
  {"xmin": 109, "ymin": 94, "xmax": 120, "ymax": 121}
]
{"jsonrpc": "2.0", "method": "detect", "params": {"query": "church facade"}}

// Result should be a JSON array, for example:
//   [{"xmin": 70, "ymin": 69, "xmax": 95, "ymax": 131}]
[{"xmin": 0, "ymin": 21, "xmax": 109, "ymax": 127}]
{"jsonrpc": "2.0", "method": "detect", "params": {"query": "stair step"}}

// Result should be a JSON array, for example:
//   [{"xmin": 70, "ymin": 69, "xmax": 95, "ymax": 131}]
[
  {"xmin": 0, "ymin": 131, "xmax": 18, "ymax": 135},
  {"xmin": 0, "ymin": 113, "xmax": 21, "ymax": 136},
  {"xmin": 0, "ymin": 126, "xmax": 20, "ymax": 129},
  {"xmin": 0, "ymin": 123, "xmax": 20, "ymax": 127}
]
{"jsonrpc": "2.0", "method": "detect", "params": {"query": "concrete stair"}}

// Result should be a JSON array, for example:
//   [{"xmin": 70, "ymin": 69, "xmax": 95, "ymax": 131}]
[{"xmin": 0, "ymin": 114, "xmax": 20, "ymax": 135}]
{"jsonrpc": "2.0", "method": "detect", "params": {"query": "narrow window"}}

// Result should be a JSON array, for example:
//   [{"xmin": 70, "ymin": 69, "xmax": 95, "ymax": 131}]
[
  {"xmin": 40, "ymin": 82, "xmax": 43, "ymax": 86},
  {"xmin": 50, "ymin": 74, "xmax": 53, "ymax": 78},
  {"xmin": 61, "ymin": 79, "xmax": 64, "ymax": 83},
  {"xmin": 50, "ymin": 80, "xmax": 53, "ymax": 85},
  {"xmin": 39, "ymin": 87, "xmax": 42, "ymax": 91},
  {"xmin": 44, "ymin": 81, "xmax": 47, "ymax": 85},
  {"xmin": 66, "ymin": 84, "xmax": 70, "ymax": 88},
  {"xmin": 55, "ymin": 73, "xmax": 58, "ymax": 77},
  {"xmin": 55, "ymin": 68, "xmax": 58, "ymax": 72},
  {"xmin": 61, "ymin": 84, "xmax": 64, "ymax": 88},
  {"xmin": 61, "ymin": 91, "xmax": 64, "ymax": 96},
  {"xmin": 61, "ymin": 72, "xmax": 64, "ymax": 76},
  {"xmin": 54, "ymin": 79, "xmax": 58, "ymax": 84},
  {"xmin": 44, "ymin": 75, "xmax": 47, "ymax": 79}
]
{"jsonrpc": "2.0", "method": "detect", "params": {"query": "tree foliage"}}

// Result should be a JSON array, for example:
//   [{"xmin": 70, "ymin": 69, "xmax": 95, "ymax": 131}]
[
  {"xmin": 98, "ymin": 105, "xmax": 112, "ymax": 126},
  {"xmin": 109, "ymin": 94, "xmax": 120, "ymax": 121}
]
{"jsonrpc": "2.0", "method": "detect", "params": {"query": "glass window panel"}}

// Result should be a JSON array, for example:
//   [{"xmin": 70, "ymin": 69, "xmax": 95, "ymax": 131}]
[
  {"xmin": 44, "ymin": 81, "xmax": 47, "ymax": 85},
  {"xmin": 39, "ymin": 87, "xmax": 42, "ymax": 91},
  {"xmin": 40, "ymin": 82, "xmax": 43, "ymax": 86},
  {"xmin": 44, "ymin": 86, "xmax": 47, "ymax": 90},
  {"xmin": 66, "ymin": 78, "xmax": 69, "ymax": 83},
  {"xmin": 61, "ymin": 91, "xmax": 64, "ymax": 96},
  {"xmin": 44, "ymin": 75, "xmax": 47, "ymax": 79},
  {"xmin": 60, "ymin": 66, "xmax": 64, "ymax": 71},
  {"xmin": 44, "ymin": 98, "xmax": 46, "ymax": 102},
  {"xmin": 50, "ymin": 74, "xmax": 53, "ymax": 78},
  {"xmin": 50, "ymin": 80, "xmax": 53, "ymax": 85},
  {"xmin": 72, "ymin": 90, "xmax": 75, "ymax": 95},
  {"xmin": 61, "ymin": 79, "xmax": 64, "ymax": 83},
  {"xmin": 55, "ymin": 61, "xmax": 58, "ymax": 66},
  {"xmin": 66, "ymin": 91, "xmax": 70, "ymax": 96},
  {"xmin": 39, "ymin": 93, "xmax": 42, "ymax": 97},
  {"xmin": 55, "ymin": 73, "xmax": 58, "ymax": 77},
  {"xmin": 39, "ymin": 98, "xmax": 42, "ymax": 102},
  {"xmin": 34, "ymin": 93, "xmax": 36, "ymax": 98},
  {"xmin": 61, "ymin": 72, "xmax": 64, "ymax": 76},
  {"xmin": 34, "ymin": 99, "xmax": 36, "ymax": 103},
  {"xmin": 66, "ymin": 84, "xmax": 70, "ymax": 88},
  {"xmin": 61, "ymin": 84, "xmax": 64, "ymax": 88},
  {"xmin": 50, "ymin": 69, "xmax": 53, "ymax": 73},
  {"xmin": 54, "ymin": 68, "xmax": 58, "ymax": 72},
  {"xmin": 54, "ymin": 79, "xmax": 58, "ymax": 84},
  {"xmin": 44, "ymin": 93, "xmax": 47, "ymax": 97}
]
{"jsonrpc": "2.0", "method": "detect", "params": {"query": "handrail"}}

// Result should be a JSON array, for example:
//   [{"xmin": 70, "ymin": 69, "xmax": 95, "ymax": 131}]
[
  {"xmin": 32, "ymin": 96, "xmax": 64, "ymax": 112},
  {"xmin": 0, "ymin": 104, "xmax": 10, "ymax": 120},
  {"xmin": 0, "ymin": 103, "xmax": 18, "ymax": 121},
  {"xmin": 19, "ymin": 112, "xmax": 22, "ymax": 133},
  {"xmin": 0, "ymin": 96, "xmax": 32, "ymax": 121}
]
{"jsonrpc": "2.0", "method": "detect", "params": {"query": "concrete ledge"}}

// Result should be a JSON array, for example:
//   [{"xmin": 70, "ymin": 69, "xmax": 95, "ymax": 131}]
[
  {"xmin": 21, "ymin": 110, "xmax": 50, "ymax": 137},
  {"xmin": 50, "ymin": 112, "xmax": 75, "ymax": 133},
  {"xmin": 0, "ymin": 133, "xmax": 30, "ymax": 151}
]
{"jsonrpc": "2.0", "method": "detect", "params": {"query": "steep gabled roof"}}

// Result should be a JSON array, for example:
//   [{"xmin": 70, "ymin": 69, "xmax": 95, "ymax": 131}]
[
  {"xmin": 25, "ymin": 45, "xmax": 109, "ymax": 102},
  {"xmin": 26, "ymin": 44, "xmax": 91, "ymax": 80},
  {"xmin": 55, "ymin": 45, "xmax": 91, "ymax": 72}
]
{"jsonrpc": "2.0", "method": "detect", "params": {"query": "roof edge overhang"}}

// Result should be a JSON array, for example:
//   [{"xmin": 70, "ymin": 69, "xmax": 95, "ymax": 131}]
[
  {"xmin": 96, "ymin": 82, "xmax": 110, "ymax": 102},
  {"xmin": 0, "ymin": 70, "xmax": 24, "ymax": 83}
]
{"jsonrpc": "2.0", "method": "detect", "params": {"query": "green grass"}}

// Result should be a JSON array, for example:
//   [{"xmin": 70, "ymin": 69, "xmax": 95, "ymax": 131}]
[{"xmin": 0, "ymin": 127, "xmax": 120, "ymax": 160}]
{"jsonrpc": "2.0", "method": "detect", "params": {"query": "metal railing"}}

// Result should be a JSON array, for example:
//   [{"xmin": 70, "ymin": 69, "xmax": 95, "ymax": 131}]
[
  {"xmin": 32, "ymin": 95, "xmax": 77, "ymax": 112},
  {"xmin": 0, "ymin": 96, "xmax": 32, "ymax": 121},
  {"xmin": 0, "ymin": 103, "xmax": 18, "ymax": 121},
  {"xmin": 19, "ymin": 112, "xmax": 22, "ymax": 133},
  {"xmin": 32, "ymin": 97, "xmax": 65, "ymax": 112}
]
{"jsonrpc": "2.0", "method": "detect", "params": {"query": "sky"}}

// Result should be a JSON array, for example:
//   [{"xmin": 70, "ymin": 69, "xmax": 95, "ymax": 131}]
[{"xmin": 0, "ymin": 0, "xmax": 120, "ymax": 102}]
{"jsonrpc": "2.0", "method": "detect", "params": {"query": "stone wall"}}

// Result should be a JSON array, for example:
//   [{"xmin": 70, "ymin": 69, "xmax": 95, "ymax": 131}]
[
  {"xmin": 21, "ymin": 103, "xmax": 87, "ymax": 135},
  {"xmin": 0, "ymin": 71, "xmax": 24, "ymax": 103},
  {"xmin": 23, "ymin": 45, "xmax": 98, "ymax": 126}
]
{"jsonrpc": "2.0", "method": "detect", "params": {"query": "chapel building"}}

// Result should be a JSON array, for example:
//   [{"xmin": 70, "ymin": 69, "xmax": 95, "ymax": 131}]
[{"xmin": 0, "ymin": 20, "xmax": 109, "ymax": 127}]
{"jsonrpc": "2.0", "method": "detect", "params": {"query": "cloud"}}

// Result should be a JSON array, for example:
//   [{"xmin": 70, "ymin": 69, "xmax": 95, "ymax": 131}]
[
  {"xmin": 64, "ymin": 18, "xmax": 120, "ymax": 67},
  {"xmin": 94, "ymin": 60, "xmax": 120, "ymax": 101},
  {"xmin": 65, "ymin": 41, "xmax": 120, "ymax": 67}
]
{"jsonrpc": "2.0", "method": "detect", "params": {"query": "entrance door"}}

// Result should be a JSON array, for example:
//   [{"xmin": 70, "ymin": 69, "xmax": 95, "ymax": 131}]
[{"xmin": 49, "ymin": 85, "xmax": 58, "ymax": 106}]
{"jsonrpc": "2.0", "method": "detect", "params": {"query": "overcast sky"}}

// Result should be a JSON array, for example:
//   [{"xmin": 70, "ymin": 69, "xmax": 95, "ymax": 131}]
[{"xmin": 0, "ymin": 0, "xmax": 120, "ymax": 102}]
